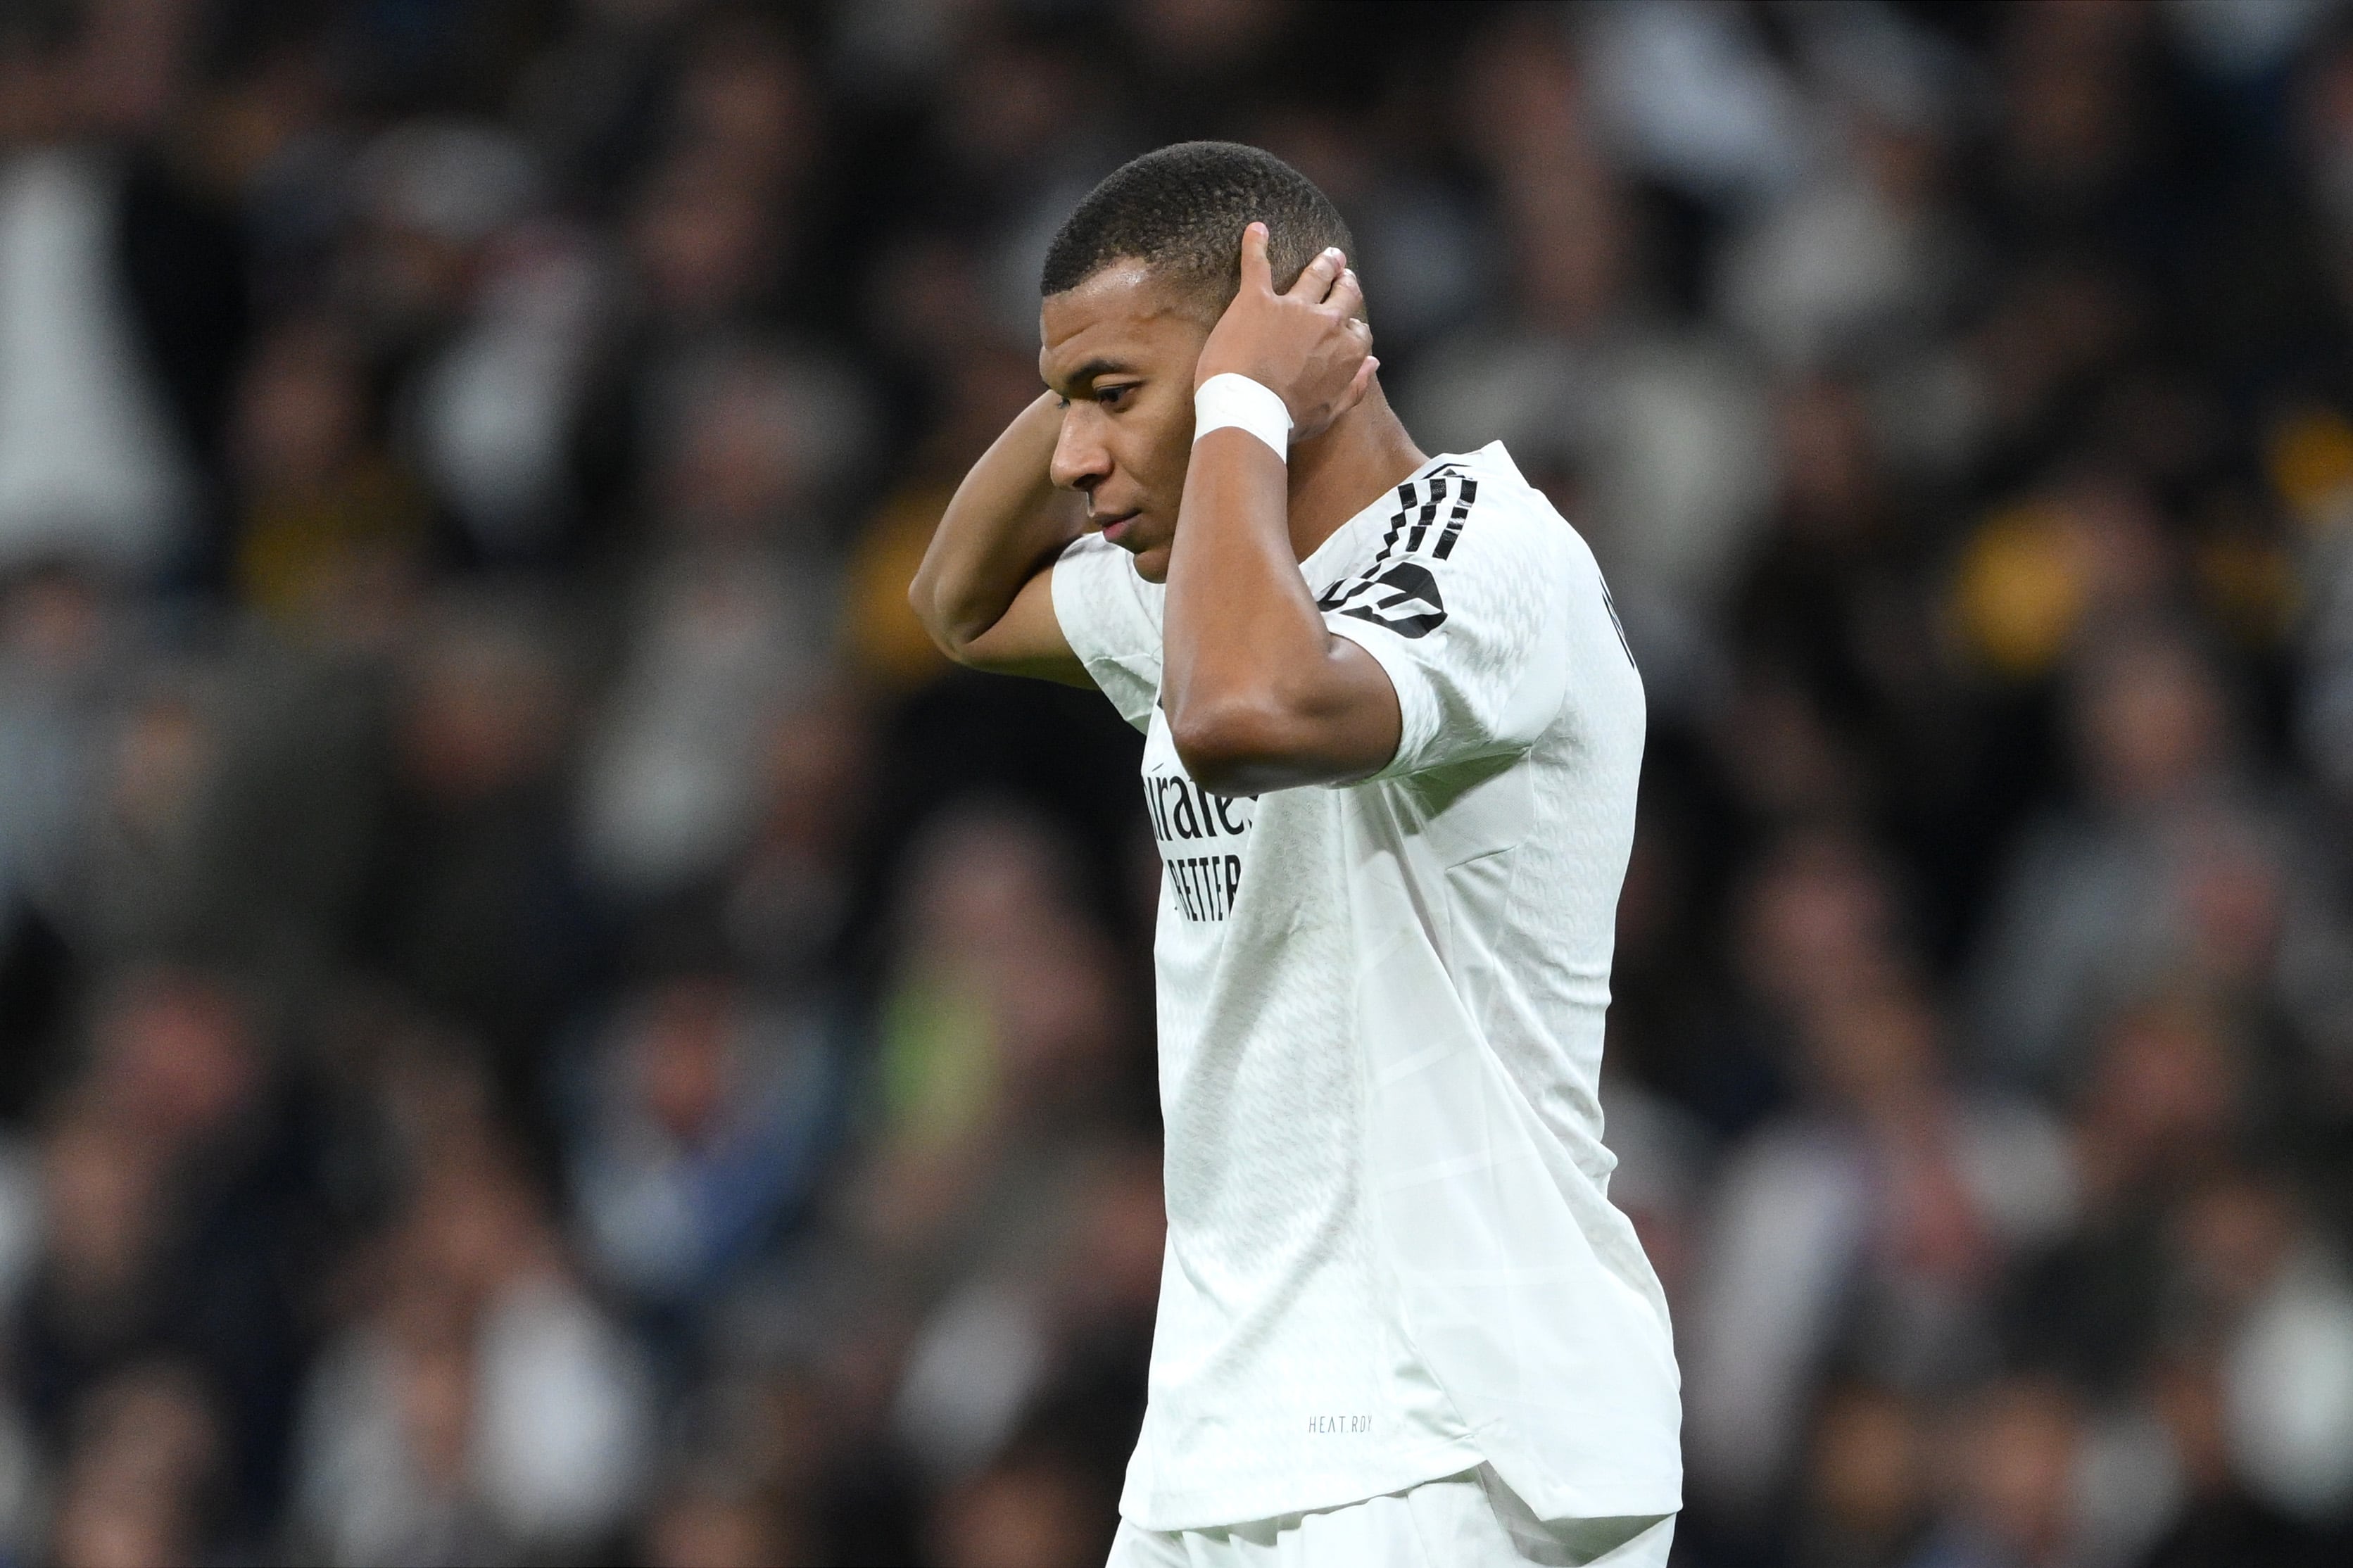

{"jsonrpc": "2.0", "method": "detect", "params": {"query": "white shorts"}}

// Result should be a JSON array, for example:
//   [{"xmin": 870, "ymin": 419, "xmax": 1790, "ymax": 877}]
[{"xmin": 1106, "ymin": 1466, "xmax": 1674, "ymax": 1568}]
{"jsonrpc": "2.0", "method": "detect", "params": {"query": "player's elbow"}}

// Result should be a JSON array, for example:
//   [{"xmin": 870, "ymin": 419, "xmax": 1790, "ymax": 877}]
[
  {"xmin": 906, "ymin": 569, "xmax": 943, "ymax": 642},
  {"xmin": 1168, "ymin": 657, "xmax": 1398, "ymax": 792},
  {"xmin": 907, "ymin": 573, "xmax": 983, "ymax": 666},
  {"xmin": 1168, "ymin": 698, "xmax": 1294, "ymax": 796},
  {"xmin": 923, "ymin": 623, "xmax": 984, "ymax": 669}
]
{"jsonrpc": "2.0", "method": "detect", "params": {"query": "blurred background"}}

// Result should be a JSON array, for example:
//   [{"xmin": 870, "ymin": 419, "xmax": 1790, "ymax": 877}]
[{"xmin": 2, "ymin": 1, "xmax": 2353, "ymax": 1564}]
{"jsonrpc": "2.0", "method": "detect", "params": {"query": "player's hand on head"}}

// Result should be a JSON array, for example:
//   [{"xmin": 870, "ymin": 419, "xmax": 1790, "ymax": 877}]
[{"xmin": 1195, "ymin": 222, "xmax": 1377, "ymax": 444}]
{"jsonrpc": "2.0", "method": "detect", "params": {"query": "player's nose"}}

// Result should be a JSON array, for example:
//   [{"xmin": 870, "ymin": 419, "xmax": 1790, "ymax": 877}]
[{"xmin": 1049, "ymin": 414, "xmax": 1111, "ymax": 493}]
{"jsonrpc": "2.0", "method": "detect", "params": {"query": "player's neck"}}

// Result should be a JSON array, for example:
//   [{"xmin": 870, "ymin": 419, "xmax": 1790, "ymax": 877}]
[{"xmin": 1285, "ymin": 382, "xmax": 1427, "ymax": 563}]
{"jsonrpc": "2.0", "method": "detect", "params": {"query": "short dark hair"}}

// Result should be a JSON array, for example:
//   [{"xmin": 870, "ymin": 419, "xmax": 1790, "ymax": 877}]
[{"xmin": 1040, "ymin": 141, "xmax": 1356, "ymax": 313}]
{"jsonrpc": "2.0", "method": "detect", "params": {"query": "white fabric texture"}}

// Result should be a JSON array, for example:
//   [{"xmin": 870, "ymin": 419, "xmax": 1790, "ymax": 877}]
[
  {"xmin": 1106, "ymin": 1466, "xmax": 1674, "ymax": 1567},
  {"xmin": 1052, "ymin": 443, "xmax": 1681, "ymax": 1533}
]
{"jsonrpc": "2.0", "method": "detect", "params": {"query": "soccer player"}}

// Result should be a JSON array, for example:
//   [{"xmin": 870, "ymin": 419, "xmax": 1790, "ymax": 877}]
[{"xmin": 910, "ymin": 143, "xmax": 1679, "ymax": 1566}]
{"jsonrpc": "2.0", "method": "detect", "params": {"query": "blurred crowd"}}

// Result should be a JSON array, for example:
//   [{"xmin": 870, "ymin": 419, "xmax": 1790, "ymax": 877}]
[{"xmin": 2, "ymin": 1, "xmax": 2353, "ymax": 1565}]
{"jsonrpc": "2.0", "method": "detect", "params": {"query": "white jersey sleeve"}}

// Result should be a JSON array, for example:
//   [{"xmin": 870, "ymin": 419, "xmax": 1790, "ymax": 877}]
[
  {"xmin": 1316, "ymin": 469, "xmax": 1583, "ymax": 781},
  {"xmin": 1051, "ymin": 531, "xmax": 1164, "ymax": 732}
]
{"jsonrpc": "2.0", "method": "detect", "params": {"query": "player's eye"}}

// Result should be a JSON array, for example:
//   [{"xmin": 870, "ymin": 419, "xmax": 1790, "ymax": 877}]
[{"xmin": 1096, "ymin": 384, "xmax": 1135, "ymax": 407}]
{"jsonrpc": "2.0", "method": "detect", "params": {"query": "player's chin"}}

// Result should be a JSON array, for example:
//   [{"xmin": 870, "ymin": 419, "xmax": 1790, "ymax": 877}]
[{"xmin": 1130, "ymin": 542, "xmax": 1173, "ymax": 583}]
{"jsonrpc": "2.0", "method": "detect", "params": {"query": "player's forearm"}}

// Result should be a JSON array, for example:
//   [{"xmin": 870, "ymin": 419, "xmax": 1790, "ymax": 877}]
[
  {"xmin": 910, "ymin": 391, "xmax": 1077, "ymax": 655},
  {"xmin": 1163, "ymin": 431, "xmax": 1377, "ymax": 794}
]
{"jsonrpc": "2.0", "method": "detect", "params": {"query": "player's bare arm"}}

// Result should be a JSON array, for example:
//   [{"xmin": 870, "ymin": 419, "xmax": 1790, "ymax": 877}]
[
  {"xmin": 907, "ymin": 389, "xmax": 1090, "ymax": 684},
  {"xmin": 1161, "ymin": 225, "xmax": 1406, "ymax": 796}
]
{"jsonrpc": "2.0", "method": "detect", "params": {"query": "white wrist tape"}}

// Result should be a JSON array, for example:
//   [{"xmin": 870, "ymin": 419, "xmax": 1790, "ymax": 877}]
[{"xmin": 1193, "ymin": 373, "xmax": 1292, "ymax": 460}]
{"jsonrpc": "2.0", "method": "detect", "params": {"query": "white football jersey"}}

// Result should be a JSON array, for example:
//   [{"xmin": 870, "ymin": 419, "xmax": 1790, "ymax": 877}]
[{"xmin": 1054, "ymin": 442, "xmax": 1681, "ymax": 1532}]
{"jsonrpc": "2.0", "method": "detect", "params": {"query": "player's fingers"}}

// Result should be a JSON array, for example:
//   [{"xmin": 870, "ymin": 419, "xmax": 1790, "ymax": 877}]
[
  {"xmin": 1341, "ymin": 355, "xmax": 1379, "ymax": 413},
  {"xmin": 1238, "ymin": 222, "xmax": 1274, "ymax": 295},
  {"xmin": 1326, "ymin": 267, "xmax": 1365, "ymax": 323},
  {"xmin": 1289, "ymin": 245, "xmax": 1345, "ymax": 302}
]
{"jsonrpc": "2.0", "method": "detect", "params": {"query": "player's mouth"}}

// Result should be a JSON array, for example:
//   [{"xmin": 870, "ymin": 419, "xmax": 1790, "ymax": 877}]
[{"xmin": 1095, "ymin": 511, "xmax": 1142, "ymax": 547}]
